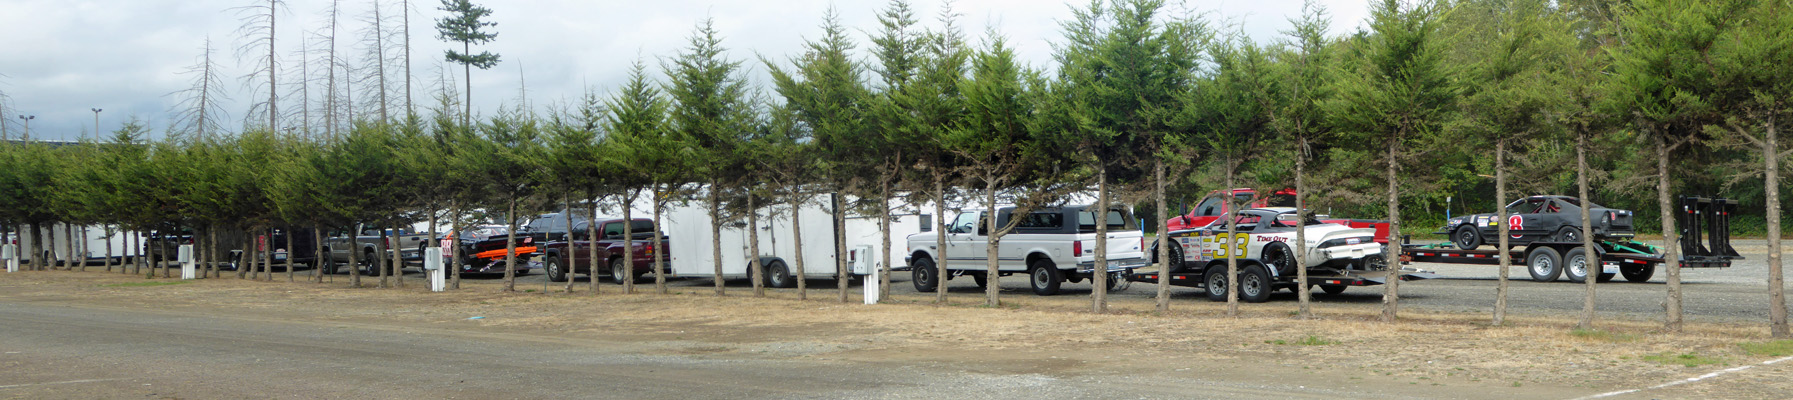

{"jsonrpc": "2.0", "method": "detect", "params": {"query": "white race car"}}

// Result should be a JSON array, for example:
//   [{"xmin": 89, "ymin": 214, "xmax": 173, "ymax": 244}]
[{"xmin": 1162, "ymin": 208, "xmax": 1387, "ymax": 297}]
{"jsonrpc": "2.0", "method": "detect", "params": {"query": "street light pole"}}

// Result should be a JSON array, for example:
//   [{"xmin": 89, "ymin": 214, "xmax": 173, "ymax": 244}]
[
  {"xmin": 91, "ymin": 108, "xmax": 103, "ymax": 142},
  {"xmin": 16, "ymin": 115, "xmax": 33, "ymax": 142}
]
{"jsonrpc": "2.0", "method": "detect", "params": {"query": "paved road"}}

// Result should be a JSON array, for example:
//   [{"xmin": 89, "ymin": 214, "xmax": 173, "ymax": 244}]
[{"xmin": 0, "ymin": 300, "xmax": 1555, "ymax": 399}]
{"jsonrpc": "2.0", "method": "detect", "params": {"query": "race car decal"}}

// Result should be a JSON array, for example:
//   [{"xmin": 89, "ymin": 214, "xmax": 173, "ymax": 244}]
[{"xmin": 1509, "ymin": 215, "xmax": 1524, "ymax": 239}]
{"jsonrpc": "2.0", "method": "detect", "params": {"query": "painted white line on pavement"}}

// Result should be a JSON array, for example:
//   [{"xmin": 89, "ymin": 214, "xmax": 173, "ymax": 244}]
[
  {"xmin": 0, "ymin": 378, "xmax": 134, "ymax": 389},
  {"xmin": 1572, "ymin": 355, "xmax": 1793, "ymax": 400}
]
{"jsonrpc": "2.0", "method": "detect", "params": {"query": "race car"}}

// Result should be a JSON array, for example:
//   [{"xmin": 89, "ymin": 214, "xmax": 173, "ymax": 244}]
[
  {"xmin": 1437, "ymin": 195, "xmax": 1636, "ymax": 250},
  {"xmin": 1158, "ymin": 208, "xmax": 1385, "ymax": 300}
]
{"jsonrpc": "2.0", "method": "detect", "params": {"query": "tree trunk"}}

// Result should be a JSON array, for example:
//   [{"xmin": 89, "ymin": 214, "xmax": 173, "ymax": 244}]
[
  {"xmin": 654, "ymin": 186, "xmax": 668, "ymax": 295},
  {"xmin": 1225, "ymin": 157, "xmax": 1240, "ymax": 316},
  {"xmin": 1495, "ymin": 140, "xmax": 1511, "ymax": 325},
  {"xmin": 312, "ymin": 227, "xmax": 325, "ymax": 283},
  {"xmin": 1295, "ymin": 140, "xmax": 1311, "ymax": 319},
  {"xmin": 1577, "ymin": 129, "xmax": 1598, "ymax": 330},
  {"xmin": 879, "ymin": 175, "xmax": 892, "ymax": 302},
  {"xmin": 1381, "ymin": 135, "xmax": 1402, "ymax": 323},
  {"xmin": 390, "ymin": 222, "xmax": 404, "ymax": 287},
  {"xmin": 285, "ymin": 227, "xmax": 296, "ymax": 282},
  {"xmin": 1657, "ymin": 134, "xmax": 1682, "ymax": 331},
  {"xmin": 793, "ymin": 192, "xmax": 808, "ymax": 300},
  {"xmin": 934, "ymin": 173, "xmax": 948, "ymax": 304},
  {"xmin": 1093, "ymin": 167, "xmax": 1109, "ymax": 314},
  {"xmin": 1764, "ymin": 118, "xmax": 1787, "ymax": 338},
  {"xmin": 748, "ymin": 193, "xmax": 763, "ymax": 297},
  {"xmin": 451, "ymin": 201, "xmax": 463, "ymax": 289},
  {"xmin": 588, "ymin": 193, "xmax": 601, "ymax": 295},
  {"xmin": 985, "ymin": 180, "xmax": 1001, "ymax": 307},
  {"xmin": 503, "ymin": 197, "xmax": 518, "ymax": 292},
  {"xmin": 239, "ymin": 234, "xmax": 252, "ymax": 279},
  {"xmin": 564, "ymin": 194, "xmax": 575, "ymax": 293},
  {"xmin": 428, "ymin": 204, "xmax": 438, "ymax": 286},
  {"xmin": 104, "ymin": 225, "xmax": 114, "ymax": 272},
  {"xmin": 79, "ymin": 226, "xmax": 89, "ymax": 272},
  {"xmin": 624, "ymin": 191, "xmax": 637, "ymax": 295},
  {"xmin": 378, "ymin": 228, "xmax": 391, "ymax": 288},
  {"xmin": 194, "ymin": 227, "xmax": 207, "ymax": 277},
  {"xmin": 711, "ymin": 182, "xmax": 725, "ymax": 296},
  {"xmin": 350, "ymin": 225, "xmax": 363, "ymax": 287},
  {"xmin": 1156, "ymin": 158, "xmax": 1172, "ymax": 312},
  {"xmin": 835, "ymin": 192, "xmax": 849, "ymax": 304}
]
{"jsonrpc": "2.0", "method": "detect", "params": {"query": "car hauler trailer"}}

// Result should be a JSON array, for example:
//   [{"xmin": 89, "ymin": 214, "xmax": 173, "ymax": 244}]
[
  {"xmin": 1399, "ymin": 196, "xmax": 1742, "ymax": 282},
  {"xmin": 660, "ymin": 189, "xmax": 930, "ymax": 286},
  {"xmin": 1127, "ymin": 208, "xmax": 1438, "ymax": 302}
]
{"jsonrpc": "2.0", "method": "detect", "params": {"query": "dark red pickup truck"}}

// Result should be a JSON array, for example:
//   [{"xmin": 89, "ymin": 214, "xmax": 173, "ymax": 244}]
[{"xmin": 537, "ymin": 218, "xmax": 670, "ymax": 284}]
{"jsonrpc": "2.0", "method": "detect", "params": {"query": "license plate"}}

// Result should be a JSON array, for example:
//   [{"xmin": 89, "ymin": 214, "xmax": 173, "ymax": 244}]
[
  {"xmin": 1346, "ymin": 238, "xmax": 1361, "ymax": 245},
  {"xmin": 1602, "ymin": 262, "xmax": 1619, "ymax": 274}
]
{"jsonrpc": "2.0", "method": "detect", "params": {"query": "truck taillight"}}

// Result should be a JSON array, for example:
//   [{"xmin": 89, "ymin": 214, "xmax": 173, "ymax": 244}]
[
  {"xmin": 1074, "ymin": 240, "xmax": 1083, "ymax": 255},
  {"xmin": 645, "ymin": 243, "xmax": 654, "ymax": 255}
]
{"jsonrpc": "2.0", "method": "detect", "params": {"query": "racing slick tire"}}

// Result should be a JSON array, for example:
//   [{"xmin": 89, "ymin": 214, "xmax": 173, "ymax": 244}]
[
  {"xmin": 1239, "ymin": 265, "xmax": 1272, "ymax": 303},
  {"xmin": 1263, "ymin": 242, "xmax": 1297, "ymax": 277},
  {"xmin": 1553, "ymin": 227, "xmax": 1583, "ymax": 243},
  {"xmin": 1527, "ymin": 247, "xmax": 1563, "ymax": 282},
  {"xmin": 1151, "ymin": 240, "xmax": 1186, "ymax": 271},
  {"xmin": 1320, "ymin": 284, "xmax": 1348, "ymax": 295},
  {"xmin": 1454, "ymin": 225, "xmax": 1483, "ymax": 250},
  {"xmin": 1028, "ymin": 259, "xmax": 1063, "ymax": 296},
  {"xmin": 911, "ymin": 257, "xmax": 939, "ymax": 292}
]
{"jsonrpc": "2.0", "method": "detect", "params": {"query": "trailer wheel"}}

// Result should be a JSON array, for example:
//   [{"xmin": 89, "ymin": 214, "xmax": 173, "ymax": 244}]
[
  {"xmin": 1240, "ymin": 265, "xmax": 1271, "ymax": 303},
  {"xmin": 545, "ymin": 256, "xmax": 568, "ymax": 282},
  {"xmin": 1621, "ymin": 263, "xmax": 1655, "ymax": 282},
  {"xmin": 1320, "ymin": 284, "xmax": 1348, "ymax": 295},
  {"xmin": 911, "ymin": 258, "xmax": 938, "ymax": 292},
  {"xmin": 766, "ymin": 260, "xmax": 793, "ymax": 288},
  {"xmin": 1454, "ymin": 225, "xmax": 1482, "ymax": 250},
  {"xmin": 1028, "ymin": 260, "xmax": 1062, "ymax": 296},
  {"xmin": 1527, "ymin": 247, "xmax": 1563, "ymax": 282},
  {"xmin": 1564, "ymin": 247, "xmax": 1592, "ymax": 283},
  {"xmin": 1204, "ymin": 267, "xmax": 1228, "ymax": 302}
]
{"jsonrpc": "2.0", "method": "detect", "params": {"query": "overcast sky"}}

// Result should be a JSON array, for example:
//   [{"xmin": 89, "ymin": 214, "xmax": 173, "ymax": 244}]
[{"xmin": 0, "ymin": 0, "xmax": 1371, "ymax": 142}]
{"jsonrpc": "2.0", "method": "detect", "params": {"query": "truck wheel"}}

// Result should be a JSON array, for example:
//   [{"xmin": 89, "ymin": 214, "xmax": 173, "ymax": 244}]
[
  {"xmin": 1320, "ymin": 284, "xmax": 1348, "ymax": 295},
  {"xmin": 1454, "ymin": 226, "xmax": 1482, "ymax": 250},
  {"xmin": 1204, "ymin": 267, "xmax": 1228, "ymax": 302},
  {"xmin": 545, "ymin": 256, "xmax": 568, "ymax": 282},
  {"xmin": 320, "ymin": 252, "xmax": 337, "ymax": 275},
  {"xmin": 1239, "ymin": 265, "xmax": 1271, "ymax": 303},
  {"xmin": 1564, "ymin": 247, "xmax": 1592, "ymax": 283},
  {"xmin": 610, "ymin": 258, "xmax": 633, "ymax": 285},
  {"xmin": 911, "ymin": 258, "xmax": 938, "ymax": 292},
  {"xmin": 970, "ymin": 272, "xmax": 988, "ymax": 289},
  {"xmin": 1621, "ymin": 263, "xmax": 1655, "ymax": 282},
  {"xmin": 1028, "ymin": 260, "xmax": 1062, "ymax": 296},
  {"xmin": 1263, "ymin": 243, "xmax": 1297, "ymax": 277},
  {"xmin": 766, "ymin": 260, "xmax": 793, "ymax": 288},
  {"xmin": 1526, "ymin": 247, "xmax": 1563, "ymax": 282}
]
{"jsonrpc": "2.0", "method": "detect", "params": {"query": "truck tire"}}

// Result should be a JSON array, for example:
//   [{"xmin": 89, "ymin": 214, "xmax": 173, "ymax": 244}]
[
  {"xmin": 545, "ymin": 256, "xmax": 568, "ymax": 282},
  {"xmin": 362, "ymin": 249, "xmax": 380, "ymax": 277},
  {"xmin": 970, "ymin": 271, "xmax": 988, "ymax": 289},
  {"xmin": 1526, "ymin": 247, "xmax": 1563, "ymax": 282},
  {"xmin": 609, "ymin": 258, "xmax": 634, "ymax": 285},
  {"xmin": 1239, "ymin": 265, "xmax": 1271, "ymax": 303},
  {"xmin": 1204, "ymin": 267, "xmax": 1228, "ymax": 302},
  {"xmin": 320, "ymin": 251, "xmax": 337, "ymax": 275},
  {"xmin": 1028, "ymin": 259, "xmax": 1062, "ymax": 296},
  {"xmin": 1564, "ymin": 247, "xmax": 1592, "ymax": 283},
  {"xmin": 766, "ymin": 260, "xmax": 794, "ymax": 288},
  {"xmin": 1621, "ymin": 263, "xmax": 1655, "ymax": 283},
  {"xmin": 911, "ymin": 257, "xmax": 938, "ymax": 292},
  {"xmin": 1454, "ymin": 225, "xmax": 1482, "ymax": 250}
]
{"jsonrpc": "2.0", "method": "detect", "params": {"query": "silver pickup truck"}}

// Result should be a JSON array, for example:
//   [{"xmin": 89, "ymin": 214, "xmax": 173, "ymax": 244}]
[
  {"xmin": 319, "ymin": 224, "xmax": 434, "ymax": 275},
  {"xmin": 905, "ymin": 205, "xmax": 1149, "ymax": 296}
]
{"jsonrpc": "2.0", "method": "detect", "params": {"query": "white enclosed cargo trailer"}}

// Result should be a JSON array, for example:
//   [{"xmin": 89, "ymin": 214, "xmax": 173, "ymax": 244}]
[{"xmin": 655, "ymin": 189, "xmax": 930, "ymax": 284}]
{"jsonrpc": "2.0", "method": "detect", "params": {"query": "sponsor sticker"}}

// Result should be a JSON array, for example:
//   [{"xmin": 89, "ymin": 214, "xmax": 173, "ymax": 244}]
[{"xmin": 1346, "ymin": 238, "xmax": 1361, "ymax": 245}]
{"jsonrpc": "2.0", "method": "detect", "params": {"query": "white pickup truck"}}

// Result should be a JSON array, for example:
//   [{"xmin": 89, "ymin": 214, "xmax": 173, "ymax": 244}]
[{"xmin": 905, "ymin": 205, "xmax": 1149, "ymax": 295}]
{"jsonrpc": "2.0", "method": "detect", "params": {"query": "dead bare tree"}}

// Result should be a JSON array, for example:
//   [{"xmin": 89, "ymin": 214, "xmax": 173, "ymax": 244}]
[
  {"xmin": 169, "ymin": 38, "xmax": 232, "ymax": 140},
  {"xmin": 233, "ymin": 0, "xmax": 287, "ymax": 133}
]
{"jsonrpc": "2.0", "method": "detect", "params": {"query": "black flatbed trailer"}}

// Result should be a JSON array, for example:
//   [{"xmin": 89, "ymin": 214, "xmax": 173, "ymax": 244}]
[
  {"xmin": 1398, "ymin": 196, "xmax": 1743, "ymax": 283},
  {"xmin": 1128, "ymin": 267, "xmax": 1440, "ymax": 290}
]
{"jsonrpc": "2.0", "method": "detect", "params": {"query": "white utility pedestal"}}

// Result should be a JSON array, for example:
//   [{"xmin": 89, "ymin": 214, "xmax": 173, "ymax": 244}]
[
  {"xmin": 3, "ymin": 244, "xmax": 16, "ymax": 273},
  {"xmin": 863, "ymin": 264, "xmax": 880, "ymax": 305},
  {"xmin": 426, "ymin": 247, "xmax": 445, "ymax": 292},
  {"xmin": 178, "ymin": 244, "xmax": 196, "ymax": 280}
]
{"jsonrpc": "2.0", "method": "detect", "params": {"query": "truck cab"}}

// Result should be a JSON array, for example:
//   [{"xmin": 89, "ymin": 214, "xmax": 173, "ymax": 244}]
[{"xmin": 906, "ymin": 205, "xmax": 1149, "ymax": 296}]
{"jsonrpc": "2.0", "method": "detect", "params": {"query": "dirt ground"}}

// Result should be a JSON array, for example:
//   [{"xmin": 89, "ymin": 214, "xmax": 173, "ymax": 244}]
[{"xmin": 4, "ymin": 268, "xmax": 1792, "ymax": 399}]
